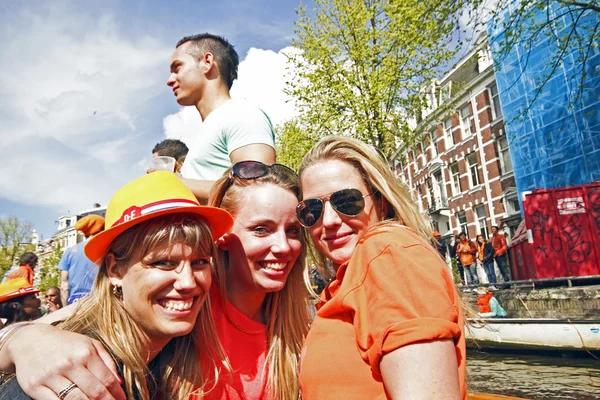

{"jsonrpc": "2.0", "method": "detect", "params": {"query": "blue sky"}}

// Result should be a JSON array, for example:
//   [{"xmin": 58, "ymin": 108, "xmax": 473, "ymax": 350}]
[{"xmin": 0, "ymin": 0, "xmax": 310, "ymax": 240}]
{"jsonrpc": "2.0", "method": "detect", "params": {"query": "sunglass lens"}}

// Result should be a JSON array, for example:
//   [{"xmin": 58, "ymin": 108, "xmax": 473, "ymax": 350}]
[
  {"xmin": 233, "ymin": 161, "xmax": 268, "ymax": 179},
  {"xmin": 297, "ymin": 198, "xmax": 323, "ymax": 227},
  {"xmin": 331, "ymin": 189, "xmax": 365, "ymax": 216}
]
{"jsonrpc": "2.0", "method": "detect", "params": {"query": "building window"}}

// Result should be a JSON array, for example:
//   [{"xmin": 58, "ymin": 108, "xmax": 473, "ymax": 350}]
[
  {"xmin": 450, "ymin": 162, "xmax": 461, "ymax": 195},
  {"xmin": 497, "ymin": 136, "xmax": 513, "ymax": 175},
  {"xmin": 474, "ymin": 205, "xmax": 489, "ymax": 239},
  {"xmin": 505, "ymin": 196, "xmax": 521, "ymax": 215},
  {"xmin": 457, "ymin": 211, "xmax": 468, "ymax": 234},
  {"xmin": 460, "ymin": 104, "xmax": 474, "ymax": 137},
  {"xmin": 433, "ymin": 171, "xmax": 445, "ymax": 199},
  {"xmin": 426, "ymin": 178, "xmax": 434, "ymax": 201},
  {"xmin": 467, "ymin": 153, "xmax": 480, "ymax": 187},
  {"xmin": 443, "ymin": 118, "xmax": 453, "ymax": 147},
  {"xmin": 429, "ymin": 132, "xmax": 438, "ymax": 157},
  {"xmin": 440, "ymin": 83, "xmax": 451, "ymax": 104},
  {"xmin": 490, "ymin": 83, "xmax": 502, "ymax": 119}
]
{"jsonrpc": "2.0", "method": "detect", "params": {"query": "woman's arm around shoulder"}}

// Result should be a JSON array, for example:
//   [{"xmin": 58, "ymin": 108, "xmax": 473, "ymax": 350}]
[{"xmin": 0, "ymin": 323, "xmax": 125, "ymax": 400}]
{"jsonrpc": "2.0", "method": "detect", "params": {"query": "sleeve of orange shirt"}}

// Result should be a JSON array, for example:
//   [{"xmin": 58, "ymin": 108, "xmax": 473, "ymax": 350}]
[
  {"xmin": 499, "ymin": 235, "xmax": 508, "ymax": 255},
  {"xmin": 340, "ymin": 226, "xmax": 462, "ymax": 375}
]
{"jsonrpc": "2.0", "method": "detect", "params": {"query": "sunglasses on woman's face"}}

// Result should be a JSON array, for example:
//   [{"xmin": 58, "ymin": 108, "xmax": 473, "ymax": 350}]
[{"xmin": 296, "ymin": 188, "xmax": 373, "ymax": 227}]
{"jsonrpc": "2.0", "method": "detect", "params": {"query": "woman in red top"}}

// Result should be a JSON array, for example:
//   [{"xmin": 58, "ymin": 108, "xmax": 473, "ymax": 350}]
[
  {"xmin": 296, "ymin": 136, "xmax": 466, "ymax": 399},
  {"xmin": 202, "ymin": 161, "xmax": 311, "ymax": 400}
]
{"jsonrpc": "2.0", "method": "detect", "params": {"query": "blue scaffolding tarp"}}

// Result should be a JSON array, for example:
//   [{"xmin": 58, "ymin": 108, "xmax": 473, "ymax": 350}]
[{"xmin": 488, "ymin": 1, "xmax": 600, "ymax": 194}]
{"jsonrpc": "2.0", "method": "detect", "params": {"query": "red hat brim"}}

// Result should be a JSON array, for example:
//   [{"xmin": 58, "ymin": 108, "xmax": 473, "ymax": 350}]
[{"xmin": 0, "ymin": 287, "xmax": 41, "ymax": 303}]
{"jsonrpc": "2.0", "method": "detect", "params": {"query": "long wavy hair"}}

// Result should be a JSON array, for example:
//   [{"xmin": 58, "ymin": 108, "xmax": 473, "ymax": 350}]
[
  {"xmin": 298, "ymin": 136, "xmax": 433, "ymax": 279},
  {"xmin": 57, "ymin": 214, "xmax": 226, "ymax": 399},
  {"xmin": 209, "ymin": 169, "xmax": 312, "ymax": 400}
]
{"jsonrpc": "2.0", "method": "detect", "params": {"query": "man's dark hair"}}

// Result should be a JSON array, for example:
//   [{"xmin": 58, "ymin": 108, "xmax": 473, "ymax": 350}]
[
  {"xmin": 176, "ymin": 33, "xmax": 239, "ymax": 89},
  {"xmin": 152, "ymin": 139, "xmax": 189, "ymax": 160},
  {"xmin": 18, "ymin": 252, "xmax": 38, "ymax": 267},
  {"xmin": 459, "ymin": 231, "xmax": 467, "ymax": 238},
  {"xmin": 491, "ymin": 225, "xmax": 499, "ymax": 230}
]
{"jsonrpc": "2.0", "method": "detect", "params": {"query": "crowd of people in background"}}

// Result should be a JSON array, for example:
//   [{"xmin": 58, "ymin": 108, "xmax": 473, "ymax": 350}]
[
  {"xmin": 433, "ymin": 226, "xmax": 512, "ymax": 291},
  {"xmin": 0, "ymin": 32, "xmax": 511, "ymax": 399}
]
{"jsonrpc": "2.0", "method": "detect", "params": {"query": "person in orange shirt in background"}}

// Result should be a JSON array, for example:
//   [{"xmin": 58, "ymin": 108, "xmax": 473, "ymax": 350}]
[
  {"xmin": 297, "ymin": 136, "xmax": 465, "ymax": 400},
  {"xmin": 4, "ymin": 252, "xmax": 37, "ymax": 285},
  {"xmin": 457, "ymin": 232, "xmax": 478, "ymax": 285},
  {"xmin": 491, "ymin": 225, "xmax": 511, "ymax": 283}
]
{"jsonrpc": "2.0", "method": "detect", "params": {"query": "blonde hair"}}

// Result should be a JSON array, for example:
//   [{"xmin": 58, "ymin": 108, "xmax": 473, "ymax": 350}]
[
  {"xmin": 58, "ymin": 214, "xmax": 225, "ymax": 399},
  {"xmin": 209, "ymin": 169, "xmax": 312, "ymax": 400},
  {"xmin": 299, "ymin": 136, "xmax": 433, "ymax": 279}
]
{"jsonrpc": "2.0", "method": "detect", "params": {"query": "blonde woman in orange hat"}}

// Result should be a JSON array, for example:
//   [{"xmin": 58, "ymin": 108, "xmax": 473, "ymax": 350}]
[
  {"xmin": 0, "ymin": 171, "xmax": 233, "ymax": 400},
  {"xmin": 0, "ymin": 278, "xmax": 42, "ymax": 327}
]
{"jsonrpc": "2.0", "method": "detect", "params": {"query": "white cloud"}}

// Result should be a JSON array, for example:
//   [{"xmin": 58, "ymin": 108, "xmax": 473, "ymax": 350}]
[
  {"xmin": 231, "ymin": 46, "xmax": 299, "ymax": 126},
  {"xmin": 162, "ymin": 106, "xmax": 203, "ymax": 148},
  {"xmin": 0, "ymin": 5, "xmax": 171, "ymax": 212},
  {"xmin": 162, "ymin": 46, "xmax": 299, "ymax": 145}
]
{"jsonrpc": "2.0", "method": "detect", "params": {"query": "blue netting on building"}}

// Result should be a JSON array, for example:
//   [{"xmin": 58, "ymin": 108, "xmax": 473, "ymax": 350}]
[{"xmin": 488, "ymin": 1, "xmax": 600, "ymax": 194}]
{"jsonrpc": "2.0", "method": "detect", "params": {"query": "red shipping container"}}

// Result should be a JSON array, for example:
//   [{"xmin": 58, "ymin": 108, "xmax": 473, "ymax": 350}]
[
  {"xmin": 522, "ymin": 182, "xmax": 600, "ymax": 279},
  {"xmin": 508, "ymin": 221, "xmax": 536, "ymax": 280}
]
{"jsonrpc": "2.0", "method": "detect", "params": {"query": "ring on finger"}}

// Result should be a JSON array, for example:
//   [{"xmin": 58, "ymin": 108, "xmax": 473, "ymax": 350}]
[{"xmin": 57, "ymin": 383, "xmax": 78, "ymax": 399}]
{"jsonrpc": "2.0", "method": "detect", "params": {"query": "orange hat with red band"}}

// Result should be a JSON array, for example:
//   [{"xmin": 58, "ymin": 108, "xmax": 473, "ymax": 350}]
[
  {"xmin": 0, "ymin": 277, "xmax": 41, "ymax": 303},
  {"xmin": 84, "ymin": 171, "xmax": 234, "ymax": 263}
]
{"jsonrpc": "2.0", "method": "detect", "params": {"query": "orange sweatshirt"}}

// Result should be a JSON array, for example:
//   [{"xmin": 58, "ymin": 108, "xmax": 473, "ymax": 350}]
[{"xmin": 299, "ymin": 225, "xmax": 466, "ymax": 399}]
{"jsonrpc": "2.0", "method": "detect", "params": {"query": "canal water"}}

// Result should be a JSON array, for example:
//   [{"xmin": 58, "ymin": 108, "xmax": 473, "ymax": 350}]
[{"xmin": 467, "ymin": 350, "xmax": 600, "ymax": 399}]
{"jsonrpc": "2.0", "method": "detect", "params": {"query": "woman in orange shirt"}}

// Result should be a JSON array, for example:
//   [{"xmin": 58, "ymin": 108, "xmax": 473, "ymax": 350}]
[{"xmin": 296, "ymin": 136, "xmax": 466, "ymax": 399}]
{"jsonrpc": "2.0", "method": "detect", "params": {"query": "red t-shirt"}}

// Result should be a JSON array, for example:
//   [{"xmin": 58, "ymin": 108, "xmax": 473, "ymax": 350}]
[
  {"xmin": 298, "ymin": 225, "xmax": 466, "ymax": 399},
  {"xmin": 198, "ymin": 286, "xmax": 269, "ymax": 400}
]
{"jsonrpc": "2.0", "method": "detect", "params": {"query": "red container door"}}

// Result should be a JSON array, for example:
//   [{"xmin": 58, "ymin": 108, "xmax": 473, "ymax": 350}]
[
  {"xmin": 554, "ymin": 187, "xmax": 600, "ymax": 276},
  {"xmin": 510, "ymin": 243, "xmax": 526, "ymax": 280},
  {"xmin": 523, "ymin": 191, "xmax": 568, "ymax": 278},
  {"xmin": 584, "ymin": 184, "xmax": 600, "ymax": 272}
]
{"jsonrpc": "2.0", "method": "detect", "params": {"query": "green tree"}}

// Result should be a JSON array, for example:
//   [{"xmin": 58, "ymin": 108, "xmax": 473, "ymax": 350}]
[
  {"xmin": 0, "ymin": 216, "xmax": 35, "ymax": 277},
  {"xmin": 37, "ymin": 245, "xmax": 63, "ymax": 292},
  {"xmin": 286, "ymin": 0, "xmax": 467, "ymax": 158},
  {"xmin": 276, "ymin": 119, "xmax": 320, "ymax": 171}
]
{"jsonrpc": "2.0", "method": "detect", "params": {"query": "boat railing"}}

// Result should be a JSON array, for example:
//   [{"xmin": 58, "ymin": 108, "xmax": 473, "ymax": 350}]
[{"xmin": 457, "ymin": 274, "xmax": 600, "ymax": 291}]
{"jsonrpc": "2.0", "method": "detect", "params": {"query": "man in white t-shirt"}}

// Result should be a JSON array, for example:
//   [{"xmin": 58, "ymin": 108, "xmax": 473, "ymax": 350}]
[{"xmin": 167, "ymin": 33, "xmax": 276, "ymax": 202}]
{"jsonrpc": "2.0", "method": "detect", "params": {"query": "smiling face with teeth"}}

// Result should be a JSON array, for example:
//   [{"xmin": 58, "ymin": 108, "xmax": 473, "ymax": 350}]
[
  {"xmin": 106, "ymin": 241, "xmax": 212, "ymax": 350},
  {"xmin": 220, "ymin": 184, "xmax": 303, "ymax": 304}
]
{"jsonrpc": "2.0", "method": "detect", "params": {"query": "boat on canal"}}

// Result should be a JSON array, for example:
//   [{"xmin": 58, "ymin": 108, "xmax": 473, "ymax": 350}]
[{"xmin": 466, "ymin": 317, "xmax": 600, "ymax": 352}]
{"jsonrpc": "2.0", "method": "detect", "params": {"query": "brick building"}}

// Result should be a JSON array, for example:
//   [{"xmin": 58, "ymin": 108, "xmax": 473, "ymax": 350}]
[{"xmin": 393, "ymin": 37, "xmax": 521, "ymax": 242}]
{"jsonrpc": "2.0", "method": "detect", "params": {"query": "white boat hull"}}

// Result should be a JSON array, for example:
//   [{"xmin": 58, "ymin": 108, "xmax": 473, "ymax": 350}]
[{"xmin": 466, "ymin": 319, "xmax": 600, "ymax": 351}]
